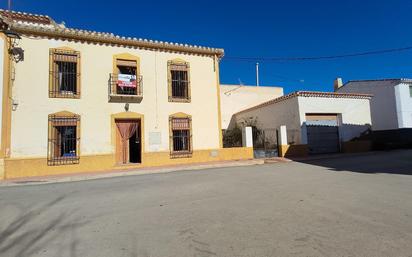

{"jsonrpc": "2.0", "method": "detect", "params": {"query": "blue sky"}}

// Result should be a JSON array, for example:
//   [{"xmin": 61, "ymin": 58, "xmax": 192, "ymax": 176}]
[{"xmin": 3, "ymin": 0, "xmax": 412, "ymax": 93}]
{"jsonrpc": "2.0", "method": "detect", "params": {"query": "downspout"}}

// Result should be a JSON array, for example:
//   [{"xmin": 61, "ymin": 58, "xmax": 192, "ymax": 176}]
[{"xmin": 214, "ymin": 54, "xmax": 223, "ymax": 148}]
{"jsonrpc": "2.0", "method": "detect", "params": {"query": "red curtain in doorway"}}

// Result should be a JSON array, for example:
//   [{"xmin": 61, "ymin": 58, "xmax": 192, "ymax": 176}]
[{"xmin": 116, "ymin": 122, "xmax": 138, "ymax": 164}]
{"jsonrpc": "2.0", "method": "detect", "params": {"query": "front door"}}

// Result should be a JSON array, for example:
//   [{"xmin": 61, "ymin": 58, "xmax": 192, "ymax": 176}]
[
  {"xmin": 129, "ymin": 128, "xmax": 141, "ymax": 163},
  {"xmin": 115, "ymin": 119, "xmax": 141, "ymax": 164}
]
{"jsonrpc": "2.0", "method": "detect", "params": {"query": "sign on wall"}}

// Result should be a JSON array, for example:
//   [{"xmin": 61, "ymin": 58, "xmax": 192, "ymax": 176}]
[{"xmin": 117, "ymin": 74, "xmax": 136, "ymax": 88}]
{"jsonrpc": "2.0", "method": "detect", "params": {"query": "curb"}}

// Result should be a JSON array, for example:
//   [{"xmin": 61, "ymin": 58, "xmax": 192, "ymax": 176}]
[{"xmin": 0, "ymin": 159, "xmax": 265, "ymax": 187}]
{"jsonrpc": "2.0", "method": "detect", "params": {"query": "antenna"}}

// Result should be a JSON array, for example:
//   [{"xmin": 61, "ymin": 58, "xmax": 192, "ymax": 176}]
[{"xmin": 256, "ymin": 62, "xmax": 259, "ymax": 86}]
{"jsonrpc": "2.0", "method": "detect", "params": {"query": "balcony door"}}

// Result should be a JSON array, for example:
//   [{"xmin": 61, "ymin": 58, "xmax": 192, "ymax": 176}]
[{"xmin": 116, "ymin": 59, "xmax": 137, "ymax": 95}]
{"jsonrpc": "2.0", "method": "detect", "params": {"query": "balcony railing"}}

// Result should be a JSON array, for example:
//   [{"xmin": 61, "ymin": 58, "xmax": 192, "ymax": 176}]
[{"xmin": 109, "ymin": 73, "xmax": 143, "ymax": 102}]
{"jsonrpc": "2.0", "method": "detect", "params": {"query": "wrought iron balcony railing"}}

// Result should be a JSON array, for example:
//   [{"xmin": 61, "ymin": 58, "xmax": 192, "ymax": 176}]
[{"xmin": 109, "ymin": 73, "xmax": 143, "ymax": 102}]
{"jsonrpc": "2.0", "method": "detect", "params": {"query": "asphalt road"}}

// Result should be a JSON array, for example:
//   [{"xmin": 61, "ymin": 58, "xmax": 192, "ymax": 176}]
[{"xmin": 1, "ymin": 150, "xmax": 412, "ymax": 257}]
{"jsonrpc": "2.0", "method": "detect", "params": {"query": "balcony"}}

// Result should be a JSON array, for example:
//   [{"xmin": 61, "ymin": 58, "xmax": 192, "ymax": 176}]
[{"xmin": 108, "ymin": 73, "xmax": 143, "ymax": 103}]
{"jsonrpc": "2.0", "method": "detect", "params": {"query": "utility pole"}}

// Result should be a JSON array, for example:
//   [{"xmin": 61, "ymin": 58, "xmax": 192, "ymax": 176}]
[{"xmin": 256, "ymin": 62, "xmax": 259, "ymax": 86}]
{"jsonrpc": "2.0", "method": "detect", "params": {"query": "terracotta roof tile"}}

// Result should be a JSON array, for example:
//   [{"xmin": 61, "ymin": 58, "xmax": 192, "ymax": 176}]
[
  {"xmin": 0, "ymin": 9, "xmax": 224, "ymax": 57},
  {"xmin": 0, "ymin": 9, "xmax": 52, "ymax": 25}
]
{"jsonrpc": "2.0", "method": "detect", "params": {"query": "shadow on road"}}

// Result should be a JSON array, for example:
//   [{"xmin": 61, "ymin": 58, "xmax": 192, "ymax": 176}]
[
  {"xmin": 0, "ymin": 195, "xmax": 89, "ymax": 257},
  {"xmin": 293, "ymin": 150, "xmax": 412, "ymax": 175}
]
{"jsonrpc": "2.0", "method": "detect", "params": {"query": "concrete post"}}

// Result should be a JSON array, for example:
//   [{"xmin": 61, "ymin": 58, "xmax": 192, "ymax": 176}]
[
  {"xmin": 278, "ymin": 125, "xmax": 288, "ymax": 157},
  {"xmin": 242, "ymin": 126, "xmax": 253, "ymax": 147}
]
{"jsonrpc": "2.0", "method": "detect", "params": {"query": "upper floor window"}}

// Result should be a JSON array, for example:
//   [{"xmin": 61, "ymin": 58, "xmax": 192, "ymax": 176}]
[
  {"xmin": 168, "ymin": 60, "xmax": 191, "ymax": 102},
  {"xmin": 409, "ymin": 85, "xmax": 412, "ymax": 97},
  {"xmin": 49, "ymin": 48, "xmax": 80, "ymax": 98},
  {"xmin": 48, "ymin": 113, "xmax": 80, "ymax": 166},
  {"xmin": 115, "ymin": 59, "xmax": 138, "ymax": 95},
  {"xmin": 169, "ymin": 116, "xmax": 192, "ymax": 158},
  {"xmin": 109, "ymin": 55, "xmax": 143, "ymax": 101}
]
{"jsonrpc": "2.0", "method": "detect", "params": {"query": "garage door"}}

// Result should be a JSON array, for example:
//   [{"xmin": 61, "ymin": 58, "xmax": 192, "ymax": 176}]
[{"xmin": 306, "ymin": 121, "xmax": 340, "ymax": 154}]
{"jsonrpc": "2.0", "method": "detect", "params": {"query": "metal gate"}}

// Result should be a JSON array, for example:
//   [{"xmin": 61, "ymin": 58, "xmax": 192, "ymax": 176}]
[
  {"xmin": 253, "ymin": 128, "xmax": 279, "ymax": 158},
  {"xmin": 307, "ymin": 125, "xmax": 340, "ymax": 154}
]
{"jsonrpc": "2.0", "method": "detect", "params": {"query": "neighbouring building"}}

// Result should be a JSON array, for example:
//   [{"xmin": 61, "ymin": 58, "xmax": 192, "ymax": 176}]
[
  {"xmin": 232, "ymin": 91, "xmax": 373, "ymax": 156},
  {"xmin": 0, "ymin": 10, "xmax": 252, "ymax": 179},
  {"xmin": 220, "ymin": 84, "xmax": 283, "ymax": 129},
  {"xmin": 334, "ymin": 78, "xmax": 412, "ymax": 130}
]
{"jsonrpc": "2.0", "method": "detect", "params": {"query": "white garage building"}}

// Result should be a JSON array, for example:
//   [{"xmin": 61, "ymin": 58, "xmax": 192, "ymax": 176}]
[{"xmin": 232, "ymin": 91, "xmax": 373, "ymax": 156}]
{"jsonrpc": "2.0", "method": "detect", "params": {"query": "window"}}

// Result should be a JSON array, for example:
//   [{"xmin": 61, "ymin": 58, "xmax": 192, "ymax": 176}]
[
  {"xmin": 409, "ymin": 85, "xmax": 412, "ymax": 97},
  {"xmin": 168, "ymin": 61, "xmax": 190, "ymax": 102},
  {"xmin": 170, "ymin": 117, "xmax": 192, "ymax": 157},
  {"xmin": 49, "ymin": 49, "xmax": 80, "ymax": 98},
  {"xmin": 112, "ymin": 59, "xmax": 142, "ymax": 96},
  {"xmin": 48, "ymin": 114, "xmax": 80, "ymax": 165}
]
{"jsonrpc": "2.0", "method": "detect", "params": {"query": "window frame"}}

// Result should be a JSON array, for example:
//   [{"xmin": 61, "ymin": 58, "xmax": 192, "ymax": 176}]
[
  {"xmin": 167, "ymin": 60, "xmax": 191, "ymax": 103},
  {"xmin": 49, "ymin": 48, "xmax": 81, "ymax": 98},
  {"xmin": 47, "ymin": 113, "xmax": 81, "ymax": 166},
  {"xmin": 109, "ymin": 53, "xmax": 143, "ymax": 100},
  {"xmin": 114, "ymin": 58, "xmax": 139, "ymax": 96},
  {"xmin": 169, "ymin": 114, "xmax": 193, "ymax": 158}
]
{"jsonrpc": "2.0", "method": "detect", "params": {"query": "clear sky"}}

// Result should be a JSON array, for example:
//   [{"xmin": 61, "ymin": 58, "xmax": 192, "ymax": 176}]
[{"xmin": 2, "ymin": 0, "xmax": 412, "ymax": 93}]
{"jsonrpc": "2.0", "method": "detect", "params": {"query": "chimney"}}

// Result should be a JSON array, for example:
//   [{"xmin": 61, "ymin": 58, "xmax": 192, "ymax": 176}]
[{"xmin": 334, "ymin": 77, "xmax": 343, "ymax": 91}]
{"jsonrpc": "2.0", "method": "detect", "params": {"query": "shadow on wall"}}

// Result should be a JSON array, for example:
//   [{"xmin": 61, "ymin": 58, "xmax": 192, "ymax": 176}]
[
  {"xmin": 226, "ymin": 115, "xmax": 237, "ymax": 131},
  {"xmin": 0, "ymin": 195, "xmax": 90, "ymax": 257},
  {"xmin": 338, "ymin": 123, "xmax": 371, "ymax": 142},
  {"xmin": 293, "ymin": 149, "xmax": 412, "ymax": 176}
]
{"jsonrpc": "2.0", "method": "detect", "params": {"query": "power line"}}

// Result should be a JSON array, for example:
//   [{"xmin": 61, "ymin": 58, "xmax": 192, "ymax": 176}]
[{"xmin": 224, "ymin": 46, "xmax": 412, "ymax": 62}]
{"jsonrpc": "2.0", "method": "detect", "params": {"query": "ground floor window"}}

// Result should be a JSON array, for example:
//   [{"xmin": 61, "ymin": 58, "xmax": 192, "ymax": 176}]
[
  {"xmin": 48, "ymin": 114, "xmax": 80, "ymax": 165},
  {"xmin": 170, "ymin": 117, "xmax": 192, "ymax": 158}
]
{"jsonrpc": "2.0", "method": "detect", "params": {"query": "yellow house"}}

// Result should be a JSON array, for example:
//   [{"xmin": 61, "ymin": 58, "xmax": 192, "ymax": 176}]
[{"xmin": 0, "ymin": 10, "xmax": 252, "ymax": 179}]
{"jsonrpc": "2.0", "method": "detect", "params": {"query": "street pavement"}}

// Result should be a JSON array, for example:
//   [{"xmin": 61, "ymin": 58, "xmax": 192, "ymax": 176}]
[{"xmin": 0, "ymin": 150, "xmax": 411, "ymax": 257}]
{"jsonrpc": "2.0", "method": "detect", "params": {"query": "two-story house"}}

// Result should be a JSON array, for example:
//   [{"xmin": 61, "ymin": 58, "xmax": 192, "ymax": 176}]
[
  {"xmin": 334, "ymin": 78, "xmax": 412, "ymax": 130},
  {"xmin": 0, "ymin": 10, "xmax": 252, "ymax": 179}
]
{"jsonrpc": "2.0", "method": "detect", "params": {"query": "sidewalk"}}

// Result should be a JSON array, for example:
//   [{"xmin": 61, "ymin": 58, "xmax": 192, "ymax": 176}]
[{"xmin": 0, "ymin": 159, "xmax": 264, "ymax": 187}]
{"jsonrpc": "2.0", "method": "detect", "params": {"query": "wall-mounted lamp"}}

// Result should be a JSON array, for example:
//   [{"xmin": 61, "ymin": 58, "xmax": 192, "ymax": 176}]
[
  {"xmin": 124, "ymin": 103, "xmax": 129, "ymax": 112},
  {"xmin": 2, "ymin": 29, "xmax": 24, "ymax": 62},
  {"xmin": 2, "ymin": 29, "xmax": 21, "ymax": 40}
]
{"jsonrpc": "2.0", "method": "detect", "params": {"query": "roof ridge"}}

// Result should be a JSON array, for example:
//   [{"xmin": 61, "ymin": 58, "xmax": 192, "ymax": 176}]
[
  {"xmin": 342, "ymin": 78, "xmax": 412, "ymax": 88},
  {"xmin": 0, "ymin": 9, "xmax": 50, "ymax": 18},
  {"xmin": 346, "ymin": 78, "xmax": 412, "ymax": 83}
]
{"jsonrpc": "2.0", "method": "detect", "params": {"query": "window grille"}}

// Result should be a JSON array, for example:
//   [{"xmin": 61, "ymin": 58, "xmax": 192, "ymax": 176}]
[
  {"xmin": 170, "ymin": 117, "xmax": 192, "ymax": 158},
  {"xmin": 48, "ymin": 114, "xmax": 80, "ymax": 165},
  {"xmin": 168, "ymin": 61, "xmax": 190, "ymax": 102},
  {"xmin": 49, "ymin": 49, "xmax": 80, "ymax": 98}
]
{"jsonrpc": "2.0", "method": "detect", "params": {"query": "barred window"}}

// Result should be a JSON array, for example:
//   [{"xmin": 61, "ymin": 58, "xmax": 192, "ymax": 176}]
[
  {"xmin": 170, "ymin": 117, "xmax": 192, "ymax": 157},
  {"xmin": 49, "ymin": 49, "xmax": 80, "ymax": 98},
  {"xmin": 168, "ymin": 61, "xmax": 190, "ymax": 102},
  {"xmin": 48, "ymin": 114, "xmax": 80, "ymax": 165}
]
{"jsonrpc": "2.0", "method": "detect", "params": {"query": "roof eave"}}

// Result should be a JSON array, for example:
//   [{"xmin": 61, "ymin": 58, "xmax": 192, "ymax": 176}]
[
  {"xmin": 234, "ymin": 91, "xmax": 372, "ymax": 116},
  {"xmin": 11, "ymin": 24, "xmax": 225, "ymax": 57}
]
